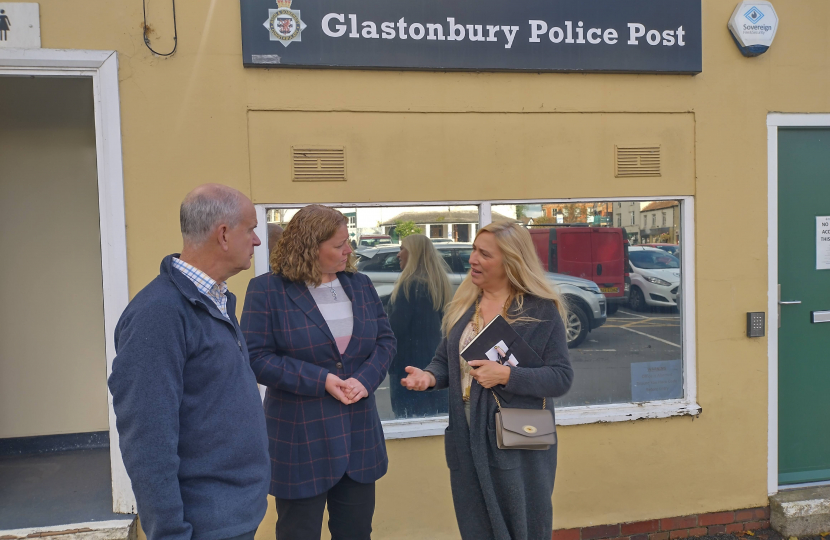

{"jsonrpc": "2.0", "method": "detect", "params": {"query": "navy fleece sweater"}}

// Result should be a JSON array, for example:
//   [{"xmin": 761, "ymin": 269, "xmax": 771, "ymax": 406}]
[{"xmin": 109, "ymin": 255, "xmax": 270, "ymax": 540}]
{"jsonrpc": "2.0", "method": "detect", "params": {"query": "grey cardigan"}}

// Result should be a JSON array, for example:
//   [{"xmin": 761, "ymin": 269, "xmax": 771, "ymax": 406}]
[{"xmin": 424, "ymin": 294, "xmax": 574, "ymax": 540}]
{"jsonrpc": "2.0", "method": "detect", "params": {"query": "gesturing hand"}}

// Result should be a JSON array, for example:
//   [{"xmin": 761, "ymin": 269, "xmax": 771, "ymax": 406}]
[
  {"xmin": 467, "ymin": 360, "xmax": 511, "ymax": 389},
  {"xmin": 325, "ymin": 373, "xmax": 353, "ymax": 405},
  {"xmin": 400, "ymin": 366, "xmax": 436, "ymax": 391},
  {"xmin": 343, "ymin": 378, "xmax": 368, "ymax": 403}
]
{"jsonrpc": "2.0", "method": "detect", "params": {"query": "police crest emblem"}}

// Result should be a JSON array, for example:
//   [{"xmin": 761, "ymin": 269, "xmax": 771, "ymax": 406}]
[{"xmin": 264, "ymin": 0, "xmax": 307, "ymax": 47}]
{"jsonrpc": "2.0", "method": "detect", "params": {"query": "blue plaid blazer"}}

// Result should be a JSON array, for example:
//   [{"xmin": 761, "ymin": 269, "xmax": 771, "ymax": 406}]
[{"xmin": 240, "ymin": 270, "xmax": 396, "ymax": 500}]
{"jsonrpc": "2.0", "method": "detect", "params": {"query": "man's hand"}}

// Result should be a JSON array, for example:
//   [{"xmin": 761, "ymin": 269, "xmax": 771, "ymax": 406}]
[
  {"xmin": 467, "ymin": 360, "xmax": 510, "ymax": 389},
  {"xmin": 325, "ymin": 373, "xmax": 353, "ymax": 404},
  {"xmin": 400, "ymin": 366, "xmax": 436, "ymax": 391},
  {"xmin": 343, "ymin": 378, "xmax": 368, "ymax": 403}
]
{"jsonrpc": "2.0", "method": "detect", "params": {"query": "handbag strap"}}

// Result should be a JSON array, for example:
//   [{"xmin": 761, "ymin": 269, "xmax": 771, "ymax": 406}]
[{"xmin": 491, "ymin": 390, "xmax": 546, "ymax": 412}]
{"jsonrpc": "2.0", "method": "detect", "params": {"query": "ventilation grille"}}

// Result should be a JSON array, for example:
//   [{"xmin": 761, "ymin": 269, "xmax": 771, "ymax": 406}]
[
  {"xmin": 292, "ymin": 146, "xmax": 346, "ymax": 182},
  {"xmin": 615, "ymin": 145, "xmax": 661, "ymax": 177}
]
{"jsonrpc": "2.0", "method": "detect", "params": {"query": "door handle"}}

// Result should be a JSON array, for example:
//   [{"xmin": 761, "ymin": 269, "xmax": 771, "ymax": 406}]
[
  {"xmin": 778, "ymin": 284, "xmax": 800, "ymax": 328},
  {"xmin": 597, "ymin": 264, "xmax": 603, "ymax": 276}
]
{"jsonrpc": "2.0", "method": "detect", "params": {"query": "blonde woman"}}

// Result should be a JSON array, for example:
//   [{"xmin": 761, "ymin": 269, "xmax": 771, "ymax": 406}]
[
  {"xmin": 401, "ymin": 221, "xmax": 574, "ymax": 540},
  {"xmin": 241, "ymin": 205, "xmax": 396, "ymax": 540},
  {"xmin": 388, "ymin": 234, "xmax": 453, "ymax": 418}
]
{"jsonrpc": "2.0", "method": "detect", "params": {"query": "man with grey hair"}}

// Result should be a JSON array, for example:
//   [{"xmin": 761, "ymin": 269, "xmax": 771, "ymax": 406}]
[{"xmin": 108, "ymin": 184, "xmax": 270, "ymax": 540}]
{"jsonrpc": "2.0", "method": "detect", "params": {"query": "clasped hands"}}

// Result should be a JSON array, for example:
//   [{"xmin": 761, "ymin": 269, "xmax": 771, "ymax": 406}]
[
  {"xmin": 400, "ymin": 361, "xmax": 511, "ymax": 391},
  {"xmin": 325, "ymin": 373, "xmax": 369, "ymax": 405}
]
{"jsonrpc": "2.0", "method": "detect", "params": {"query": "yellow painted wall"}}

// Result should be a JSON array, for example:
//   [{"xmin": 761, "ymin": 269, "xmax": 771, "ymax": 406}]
[
  {"xmin": 0, "ymin": 77, "xmax": 109, "ymax": 438},
  {"xmin": 34, "ymin": 0, "xmax": 830, "ymax": 534}
]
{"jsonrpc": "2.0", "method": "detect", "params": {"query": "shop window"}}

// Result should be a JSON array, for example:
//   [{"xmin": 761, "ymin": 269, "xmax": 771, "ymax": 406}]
[{"xmin": 259, "ymin": 199, "xmax": 692, "ymax": 432}]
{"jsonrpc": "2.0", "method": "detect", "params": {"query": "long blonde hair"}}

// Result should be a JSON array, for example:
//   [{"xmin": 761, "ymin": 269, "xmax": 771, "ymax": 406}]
[
  {"xmin": 441, "ymin": 221, "xmax": 568, "ymax": 336},
  {"xmin": 270, "ymin": 205, "xmax": 357, "ymax": 286},
  {"xmin": 390, "ymin": 234, "xmax": 453, "ymax": 311}
]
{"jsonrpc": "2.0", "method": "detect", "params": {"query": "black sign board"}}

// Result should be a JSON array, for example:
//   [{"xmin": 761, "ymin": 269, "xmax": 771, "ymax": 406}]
[{"xmin": 240, "ymin": 0, "xmax": 701, "ymax": 74}]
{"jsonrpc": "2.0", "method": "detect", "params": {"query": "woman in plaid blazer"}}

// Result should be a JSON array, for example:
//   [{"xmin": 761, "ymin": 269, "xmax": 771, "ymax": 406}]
[{"xmin": 241, "ymin": 205, "xmax": 396, "ymax": 540}]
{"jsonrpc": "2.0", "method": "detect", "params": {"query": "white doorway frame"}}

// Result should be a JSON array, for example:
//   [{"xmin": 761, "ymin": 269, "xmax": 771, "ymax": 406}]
[
  {"xmin": 766, "ymin": 113, "xmax": 830, "ymax": 496},
  {"xmin": 0, "ymin": 49, "xmax": 133, "ymax": 513}
]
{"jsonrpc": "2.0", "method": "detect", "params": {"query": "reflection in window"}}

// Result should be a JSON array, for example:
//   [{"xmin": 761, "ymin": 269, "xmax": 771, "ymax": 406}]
[
  {"xmin": 495, "ymin": 201, "xmax": 683, "ymax": 408},
  {"xmin": 266, "ymin": 200, "xmax": 684, "ymax": 418},
  {"xmin": 267, "ymin": 205, "xmax": 482, "ymax": 420}
]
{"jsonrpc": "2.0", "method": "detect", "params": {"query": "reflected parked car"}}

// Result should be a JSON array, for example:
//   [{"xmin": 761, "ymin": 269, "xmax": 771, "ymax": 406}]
[
  {"xmin": 627, "ymin": 246, "xmax": 681, "ymax": 311},
  {"xmin": 355, "ymin": 243, "xmax": 607, "ymax": 348},
  {"xmin": 356, "ymin": 234, "xmax": 393, "ymax": 248},
  {"xmin": 641, "ymin": 243, "xmax": 680, "ymax": 257}
]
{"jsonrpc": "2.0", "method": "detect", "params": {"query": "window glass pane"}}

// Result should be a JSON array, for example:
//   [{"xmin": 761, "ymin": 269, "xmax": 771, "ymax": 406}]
[
  {"xmin": 492, "ymin": 200, "xmax": 683, "ymax": 407},
  {"xmin": 455, "ymin": 248, "xmax": 473, "ymax": 273},
  {"xmin": 439, "ymin": 249, "xmax": 456, "ymax": 271},
  {"xmin": 266, "ymin": 204, "xmax": 479, "ymax": 421},
  {"xmin": 266, "ymin": 200, "xmax": 684, "ymax": 415}
]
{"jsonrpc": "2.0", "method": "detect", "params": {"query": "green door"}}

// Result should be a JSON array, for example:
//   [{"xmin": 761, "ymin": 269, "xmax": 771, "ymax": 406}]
[{"xmin": 778, "ymin": 128, "xmax": 830, "ymax": 485}]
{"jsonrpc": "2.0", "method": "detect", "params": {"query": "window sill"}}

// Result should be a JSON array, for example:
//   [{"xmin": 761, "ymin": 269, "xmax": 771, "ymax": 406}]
[{"xmin": 380, "ymin": 399, "xmax": 701, "ymax": 440}]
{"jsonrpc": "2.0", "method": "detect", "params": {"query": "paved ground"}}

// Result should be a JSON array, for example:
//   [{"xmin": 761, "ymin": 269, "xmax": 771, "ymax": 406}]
[
  {"xmin": 375, "ymin": 305, "xmax": 682, "ymax": 420},
  {"xmin": 0, "ymin": 448, "xmax": 125, "ymax": 529},
  {"xmin": 556, "ymin": 306, "xmax": 682, "ymax": 407},
  {"xmin": 688, "ymin": 529, "xmax": 825, "ymax": 540}
]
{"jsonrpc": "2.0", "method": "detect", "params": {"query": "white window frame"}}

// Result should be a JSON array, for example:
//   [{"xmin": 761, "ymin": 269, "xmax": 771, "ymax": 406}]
[
  {"xmin": 0, "ymin": 49, "xmax": 132, "ymax": 512},
  {"xmin": 254, "ymin": 195, "xmax": 698, "ymax": 439}
]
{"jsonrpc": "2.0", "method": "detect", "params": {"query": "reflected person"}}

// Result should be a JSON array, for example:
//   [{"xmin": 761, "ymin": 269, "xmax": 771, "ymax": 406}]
[
  {"xmin": 401, "ymin": 220, "xmax": 574, "ymax": 540},
  {"xmin": 389, "ymin": 234, "xmax": 452, "ymax": 418},
  {"xmin": 267, "ymin": 223, "xmax": 284, "ymax": 253}
]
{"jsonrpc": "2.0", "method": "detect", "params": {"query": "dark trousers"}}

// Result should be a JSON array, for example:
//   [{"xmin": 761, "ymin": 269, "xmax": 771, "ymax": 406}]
[{"xmin": 275, "ymin": 474, "xmax": 375, "ymax": 540}]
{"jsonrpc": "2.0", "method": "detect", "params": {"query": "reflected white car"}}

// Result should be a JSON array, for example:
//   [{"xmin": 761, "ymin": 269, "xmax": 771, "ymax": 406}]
[
  {"xmin": 627, "ymin": 246, "xmax": 681, "ymax": 310},
  {"xmin": 355, "ymin": 243, "xmax": 607, "ymax": 348}
]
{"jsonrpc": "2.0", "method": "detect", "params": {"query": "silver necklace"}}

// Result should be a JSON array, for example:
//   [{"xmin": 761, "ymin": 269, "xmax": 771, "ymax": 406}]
[{"xmin": 327, "ymin": 278, "xmax": 337, "ymax": 300}]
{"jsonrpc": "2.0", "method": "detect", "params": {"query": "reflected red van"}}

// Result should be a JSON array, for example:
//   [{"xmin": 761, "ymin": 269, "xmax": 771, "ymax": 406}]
[{"xmin": 529, "ymin": 226, "xmax": 630, "ymax": 314}]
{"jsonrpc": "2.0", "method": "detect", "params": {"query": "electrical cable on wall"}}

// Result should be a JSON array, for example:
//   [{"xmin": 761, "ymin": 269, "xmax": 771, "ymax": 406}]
[{"xmin": 142, "ymin": 0, "xmax": 177, "ymax": 57}]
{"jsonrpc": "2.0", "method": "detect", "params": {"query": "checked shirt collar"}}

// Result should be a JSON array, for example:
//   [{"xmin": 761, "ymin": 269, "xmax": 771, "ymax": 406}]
[{"xmin": 173, "ymin": 257, "xmax": 229, "ymax": 320}]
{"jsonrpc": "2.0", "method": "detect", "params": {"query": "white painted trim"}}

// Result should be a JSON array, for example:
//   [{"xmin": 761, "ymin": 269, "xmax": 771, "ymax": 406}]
[
  {"xmin": 0, "ymin": 47, "xmax": 113, "ymax": 68},
  {"xmin": 768, "ymin": 113, "xmax": 830, "ymax": 127},
  {"xmin": 680, "ymin": 197, "xmax": 698, "ymax": 410},
  {"xmin": 383, "ymin": 416, "xmax": 449, "ymax": 439},
  {"xmin": 94, "ymin": 53, "xmax": 134, "ymax": 515},
  {"xmin": 767, "ymin": 122, "xmax": 780, "ymax": 496},
  {"xmin": 0, "ymin": 518, "xmax": 135, "ymax": 539},
  {"xmin": 254, "ymin": 204, "xmax": 269, "ymax": 277},
  {"xmin": 479, "ymin": 202, "xmax": 492, "ymax": 228},
  {"xmin": 369, "ymin": 398, "xmax": 703, "ymax": 440},
  {"xmin": 1, "ymin": 49, "xmax": 133, "ymax": 513},
  {"xmin": 256, "ymin": 196, "xmax": 699, "ymax": 438},
  {"xmin": 778, "ymin": 479, "xmax": 830, "ymax": 491}
]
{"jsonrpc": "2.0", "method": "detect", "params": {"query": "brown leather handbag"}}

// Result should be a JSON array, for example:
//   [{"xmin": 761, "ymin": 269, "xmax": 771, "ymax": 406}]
[{"xmin": 492, "ymin": 391, "xmax": 557, "ymax": 451}]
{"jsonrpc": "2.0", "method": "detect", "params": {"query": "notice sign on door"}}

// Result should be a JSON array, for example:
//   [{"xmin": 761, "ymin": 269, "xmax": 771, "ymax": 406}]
[{"xmin": 817, "ymin": 216, "xmax": 830, "ymax": 270}]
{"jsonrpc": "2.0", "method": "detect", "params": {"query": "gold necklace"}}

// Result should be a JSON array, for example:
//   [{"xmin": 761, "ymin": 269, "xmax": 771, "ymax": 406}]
[{"xmin": 473, "ymin": 293, "xmax": 512, "ymax": 334}]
